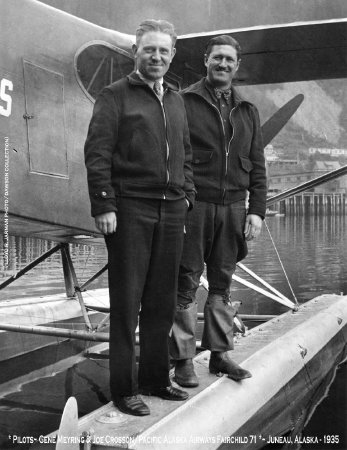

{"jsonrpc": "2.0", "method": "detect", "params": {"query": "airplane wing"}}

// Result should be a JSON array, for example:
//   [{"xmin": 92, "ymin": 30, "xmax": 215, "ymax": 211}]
[{"xmin": 170, "ymin": 19, "xmax": 347, "ymax": 86}]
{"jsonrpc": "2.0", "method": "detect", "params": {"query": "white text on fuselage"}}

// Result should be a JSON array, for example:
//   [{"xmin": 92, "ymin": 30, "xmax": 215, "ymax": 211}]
[{"xmin": 0, "ymin": 78, "xmax": 13, "ymax": 117}]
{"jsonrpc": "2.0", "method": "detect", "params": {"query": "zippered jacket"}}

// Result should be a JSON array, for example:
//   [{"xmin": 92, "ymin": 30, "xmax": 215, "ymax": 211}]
[
  {"xmin": 181, "ymin": 78, "xmax": 267, "ymax": 218},
  {"xmin": 84, "ymin": 72, "xmax": 195, "ymax": 217}
]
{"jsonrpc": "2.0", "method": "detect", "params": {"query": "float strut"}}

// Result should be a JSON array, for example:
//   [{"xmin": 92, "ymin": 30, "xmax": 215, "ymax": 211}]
[
  {"xmin": 79, "ymin": 264, "xmax": 108, "ymax": 292},
  {"xmin": 60, "ymin": 243, "xmax": 93, "ymax": 331},
  {"xmin": 0, "ymin": 243, "xmax": 64, "ymax": 290}
]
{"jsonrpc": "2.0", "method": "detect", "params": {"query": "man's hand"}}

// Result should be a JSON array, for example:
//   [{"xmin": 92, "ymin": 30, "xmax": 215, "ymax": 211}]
[
  {"xmin": 95, "ymin": 211, "xmax": 117, "ymax": 235},
  {"xmin": 244, "ymin": 214, "xmax": 262, "ymax": 241}
]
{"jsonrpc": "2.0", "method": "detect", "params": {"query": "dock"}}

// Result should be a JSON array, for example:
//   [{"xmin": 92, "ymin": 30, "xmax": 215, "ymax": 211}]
[
  {"xmin": 278, "ymin": 192, "xmax": 346, "ymax": 216},
  {"xmin": 47, "ymin": 293, "xmax": 347, "ymax": 449}
]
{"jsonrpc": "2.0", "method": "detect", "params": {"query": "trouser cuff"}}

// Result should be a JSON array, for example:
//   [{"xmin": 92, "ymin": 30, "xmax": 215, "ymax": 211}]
[
  {"xmin": 170, "ymin": 302, "xmax": 197, "ymax": 359},
  {"xmin": 202, "ymin": 293, "xmax": 235, "ymax": 351}
]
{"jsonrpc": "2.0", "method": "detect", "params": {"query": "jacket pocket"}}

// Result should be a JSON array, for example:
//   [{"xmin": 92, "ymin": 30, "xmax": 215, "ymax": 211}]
[
  {"xmin": 239, "ymin": 155, "xmax": 253, "ymax": 172},
  {"xmin": 237, "ymin": 155, "xmax": 253, "ymax": 189},
  {"xmin": 192, "ymin": 149, "xmax": 213, "ymax": 164}
]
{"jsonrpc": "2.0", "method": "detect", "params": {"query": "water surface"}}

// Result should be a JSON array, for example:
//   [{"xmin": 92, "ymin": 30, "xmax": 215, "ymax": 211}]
[{"xmin": 0, "ymin": 214, "xmax": 346, "ymax": 449}]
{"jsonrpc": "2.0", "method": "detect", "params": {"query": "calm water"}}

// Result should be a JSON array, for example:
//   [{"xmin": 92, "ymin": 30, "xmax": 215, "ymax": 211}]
[{"xmin": 0, "ymin": 214, "xmax": 346, "ymax": 449}]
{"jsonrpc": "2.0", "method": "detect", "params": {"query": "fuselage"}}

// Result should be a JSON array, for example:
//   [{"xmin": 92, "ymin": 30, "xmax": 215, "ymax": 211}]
[{"xmin": 0, "ymin": 0, "xmax": 134, "ymax": 242}]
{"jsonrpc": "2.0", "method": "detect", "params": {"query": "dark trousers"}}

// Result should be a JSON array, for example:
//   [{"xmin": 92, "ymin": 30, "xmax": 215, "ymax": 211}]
[
  {"xmin": 170, "ymin": 200, "xmax": 247, "ymax": 358},
  {"xmin": 105, "ymin": 197, "xmax": 186, "ymax": 399}
]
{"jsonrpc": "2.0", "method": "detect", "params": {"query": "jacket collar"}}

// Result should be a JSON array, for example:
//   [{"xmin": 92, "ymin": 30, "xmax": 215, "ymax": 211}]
[
  {"xmin": 127, "ymin": 71, "xmax": 177, "ymax": 92},
  {"xmin": 182, "ymin": 77, "xmax": 252, "ymax": 107}
]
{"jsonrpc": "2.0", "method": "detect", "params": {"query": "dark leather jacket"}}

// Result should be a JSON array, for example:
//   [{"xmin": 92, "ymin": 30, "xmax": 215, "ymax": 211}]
[
  {"xmin": 84, "ymin": 72, "xmax": 195, "ymax": 217},
  {"xmin": 181, "ymin": 78, "xmax": 267, "ymax": 218}
]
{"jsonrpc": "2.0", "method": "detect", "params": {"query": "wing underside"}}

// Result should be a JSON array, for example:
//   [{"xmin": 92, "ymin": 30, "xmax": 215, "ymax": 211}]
[
  {"xmin": 171, "ymin": 19, "xmax": 347, "ymax": 86},
  {"xmin": 2, "ymin": 16, "xmax": 347, "ymax": 245}
]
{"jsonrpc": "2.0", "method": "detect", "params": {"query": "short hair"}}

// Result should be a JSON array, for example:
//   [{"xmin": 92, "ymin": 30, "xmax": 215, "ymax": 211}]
[
  {"xmin": 205, "ymin": 35, "xmax": 242, "ymax": 60},
  {"xmin": 135, "ymin": 19, "xmax": 177, "ymax": 47}
]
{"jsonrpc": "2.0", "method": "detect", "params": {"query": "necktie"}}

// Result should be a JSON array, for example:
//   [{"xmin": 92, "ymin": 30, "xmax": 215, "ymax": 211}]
[
  {"xmin": 153, "ymin": 81, "xmax": 162, "ymax": 99},
  {"xmin": 214, "ymin": 88, "xmax": 232, "ymax": 104}
]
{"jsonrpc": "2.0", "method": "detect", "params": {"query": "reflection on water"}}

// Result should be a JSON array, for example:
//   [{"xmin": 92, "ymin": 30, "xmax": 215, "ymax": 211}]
[
  {"xmin": 301, "ymin": 361, "xmax": 347, "ymax": 450},
  {"xmin": 0, "ymin": 237, "xmax": 108, "ymax": 300},
  {"xmin": 1, "ymin": 215, "xmax": 346, "ymax": 304},
  {"xmin": 232, "ymin": 214, "xmax": 347, "ymax": 317},
  {"xmin": 0, "ymin": 345, "xmax": 110, "ymax": 450},
  {"xmin": 0, "ymin": 215, "xmax": 346, "ymax": 449}
]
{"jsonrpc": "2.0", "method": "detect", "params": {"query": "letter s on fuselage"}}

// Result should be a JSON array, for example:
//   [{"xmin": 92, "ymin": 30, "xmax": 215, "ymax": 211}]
[{"xmin": 0, "ymin": 78, "xmax": 13, "ymax": 117}]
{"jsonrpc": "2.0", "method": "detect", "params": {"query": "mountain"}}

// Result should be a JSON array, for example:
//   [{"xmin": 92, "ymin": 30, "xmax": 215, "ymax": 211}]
[{"xmin": 238, "ymin": 79, "xmax": 347, "ymax": 153}]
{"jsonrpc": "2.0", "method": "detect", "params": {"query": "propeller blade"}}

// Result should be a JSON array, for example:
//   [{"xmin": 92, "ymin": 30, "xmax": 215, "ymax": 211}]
[
  {"xmin": 56, "ymin": 397, "xmax": 79, "ymax": 450},
  {"xmin": 261, "ymin": 94, "xmax": 304, "ymax": 146}
]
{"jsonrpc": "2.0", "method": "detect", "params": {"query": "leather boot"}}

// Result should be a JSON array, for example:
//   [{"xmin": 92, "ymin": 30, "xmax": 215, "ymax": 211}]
[
  {"xmin": 174, "ymin": 358, "xmax": 199, "ymax": 387},
  {"xmin": 113, "ymin": 395, "xmax": 150, "ymax": 416},
  {"xmin": 141, "ymin": 384, "xmax": 189, "ymax": 401},
  {"xmin": 209, "ymin": 352, "xmax": 252, "ymax": 381}
]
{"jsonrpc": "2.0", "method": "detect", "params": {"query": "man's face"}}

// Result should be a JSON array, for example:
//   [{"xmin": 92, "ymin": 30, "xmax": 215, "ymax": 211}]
[
  {"xmin": 133, "ymin": 31, "xmax": 176, "ymax": 81},
  {"xmin": 205, "ymin": 44, "xmax": 239, "ymax": 89}
]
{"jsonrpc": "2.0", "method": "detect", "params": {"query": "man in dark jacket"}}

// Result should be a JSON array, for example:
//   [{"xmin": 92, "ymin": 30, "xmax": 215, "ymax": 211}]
[
  {"xmin": 170, "ymin": 35, "xmax": 267, "ymax": 387},
  {"xmin": 84, "ymin": 19, "xmax": 195, "ymax": 416}
]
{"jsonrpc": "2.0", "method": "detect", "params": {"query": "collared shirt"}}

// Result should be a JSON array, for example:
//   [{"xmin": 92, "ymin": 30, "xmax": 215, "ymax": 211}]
[
  {"xmin": 204, "ymin": 79, "xmax": 234, "ymax": 146},
  {"xmin": 136, "ymin": 70, "xmax": 163, "ymax": 98}
]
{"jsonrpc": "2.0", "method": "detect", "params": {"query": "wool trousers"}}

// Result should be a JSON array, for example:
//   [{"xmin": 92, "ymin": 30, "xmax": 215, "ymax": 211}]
[
  {"xmin": 105, "ymin": 197, "xmax": 186, "ymax": 399},
  {"xmin": 170, "ymin": 200, "xmax": 247, "ymax": 359}
]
